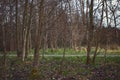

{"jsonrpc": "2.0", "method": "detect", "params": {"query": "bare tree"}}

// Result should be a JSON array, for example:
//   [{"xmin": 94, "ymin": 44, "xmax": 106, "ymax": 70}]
[
  {"xmin": 92, "ymin": 0, "xmax": 104, "ymax": 64},
  {"xmin": 15, "ymin": 0, "xmax": 21, "ymax": 57},
  {"xmin": 22, "ymin": 0, "xmax": 29, "ymax": 61},
  {"xmin": 0, "ymin": 1, "xmax": 7, "ymax": 79},
  {"xmin": 86, "ymin": 0, "xmax": 94, "ymax": 64},
  {"xmin": 33, "ymin": 0, "xmax": 45, "ymax": 68},
  {"xmin": 25, "ymin": 0, "xmax": 34, "ymax": 58}
]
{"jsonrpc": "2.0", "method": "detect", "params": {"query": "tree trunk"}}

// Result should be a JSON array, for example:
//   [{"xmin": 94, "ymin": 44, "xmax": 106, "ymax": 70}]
[
  {"xmin": 2, "ymin": 24, "xmax": 7, "ymax": 80},
  {"xmin": 25, "ymin": 0, "xmax": 34, "ymax": 58},
  {"xmin": 92, "ymin": 0, "xmax": 104, "ymax": 64},
  {"xmin": 22, "ymin": 0, "xmax": 28, "ymax": 61},
  {"xmin": 33, "ymin": 0, "xmax": 44, "ymax": 68},
  {"xmin": 86, "ymin": 0, "xmax": 94, "ymax": 64},
  {"xmin": 92, "ymin": 43, "xmax": 99, "ymax": 64},
  {"xmin": 86, "ymin": 38, "xmax": 91, "ymax": 64},
  {"xmin": 15, "ymin": 0, "xmax": 21, "ymax": 57}
]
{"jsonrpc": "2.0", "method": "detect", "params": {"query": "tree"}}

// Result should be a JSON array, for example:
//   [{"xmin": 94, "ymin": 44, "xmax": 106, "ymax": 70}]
[
  {"xmin": 33, "ymin": 0, "xmax": 45, "ymax": 68},
  {"xmin": 92, "ymin": 0, "xmax": 105, "ymax": 64},
  {"xmin": 15, "ymin": 0, "xmax": 21, "ymax": 57},
  {"xmin": 25, "ymin": 0, "xmax": 34, "ymax": 58},
  {"xmin": 22, "ymin": 0, "xmax": 29, "ymax": 61},
  {"xmin": 86, "ymin": 0, "xmax": 94, "ymax": 64},
  {"xmin": 0, "ymin": 1, "xmax": 7, "ymax": 79}
]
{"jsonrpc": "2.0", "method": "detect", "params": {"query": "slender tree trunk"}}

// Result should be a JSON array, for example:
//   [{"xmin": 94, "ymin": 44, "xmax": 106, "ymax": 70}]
[
  {"xmin": 59, "ymin": 43, "xmax": 66, "ymax": 74},
  {"xmin": 86, "ymin": 0, "xmax": 94, "ymax": 64},
  {"xmin": 25, "ymin": 0, "xmax": 34, "ymax": 58},
  {"xmin": 92, "ymin": 43, "xmax": 99, "ymax": 64},
  {"xmin": 15, "ymin": 0, "xmax": 21, "ymax": 57},
  {"xmin": 105, "ymin": 0, "xmax": 109, "ymax": 27},
  {"xmin": 33, "ymin": 0, "xmax": 44, "ymax": 68},
  {"xmin": 22, "ymin": 0, "xmax": 28, "ymax": 61},
  {"xmin": 86, "ymin": 37, "xmax": 91, "ymax": 64},
  {"xmin": 92, "ymin": 0, "xmax": 104, "ymax": 64},
  {"xmin": 2, "ymin": 25, "xmax": 7, "ymax": 80}
]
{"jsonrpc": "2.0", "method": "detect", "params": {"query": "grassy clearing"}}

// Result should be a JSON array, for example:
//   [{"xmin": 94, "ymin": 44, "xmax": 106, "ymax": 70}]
[{"xmin": 1, "ymin": 47, "xmax": 120, "ymax": 56}]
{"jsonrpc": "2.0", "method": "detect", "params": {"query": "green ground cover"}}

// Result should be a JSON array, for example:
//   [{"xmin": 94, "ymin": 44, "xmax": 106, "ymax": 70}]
[
  {"xmin": 0, "ymin": 48, "xmax": 120, "ymax": 80},
  {"xmin": 2, "ymin": 47, "xmax": 120, "ymax": 56},
  {"xmin": 0, "ymin": 56, "xmax": 120, "ymax": 80}
]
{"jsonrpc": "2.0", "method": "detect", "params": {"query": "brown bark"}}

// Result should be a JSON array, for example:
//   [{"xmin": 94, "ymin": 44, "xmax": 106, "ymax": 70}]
[
  {"xmin": 22, "ymin": 0, "xmax": 28, "ymax": 61},
  {"xmin": 86, "ymin": 0, "xmax": 94, "ymax": 64},
  {"xmin": 25, "ymin": 0, "xmax": 34, "ymax": 58},
  {"xmin": 92, "ymin": 0, "xmax": 104, "ymax": 64},
  {"xmin": 33, "ymin": 0, "xmax": 44, "ymax": 68},
  {"xmin": 15, "ymin": 0, "xmax": 21, "ymax": 57},
  {"xmin": 2, "ymin": 23, "xmax": 7, "ymax": 80},
  {"xmin": 105, "ymin": 0, "xmax": 109, "ymax": 27},
  {"xmin": 92, "ymin": 43, "xmax": 99, "ymax": 64}
]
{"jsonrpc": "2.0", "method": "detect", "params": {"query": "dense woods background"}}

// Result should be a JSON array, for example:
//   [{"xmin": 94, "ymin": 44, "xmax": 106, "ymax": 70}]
[
  {"xmin": 0, "ymin": 0, "xmax": 120, "ymax": 74},
  {"xmin": 0, "ymin": 0, "xmax": 120, "ymax": 80}
]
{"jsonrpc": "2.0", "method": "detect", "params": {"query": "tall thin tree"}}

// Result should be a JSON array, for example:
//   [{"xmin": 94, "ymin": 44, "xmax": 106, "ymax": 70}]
[
  {"xmin": 86, "ymin": 0, "xmax": 94, "ymax": 64},
  {"xmin": 33, "ymin": 0, "xmax": 45, "ymax": 68}
]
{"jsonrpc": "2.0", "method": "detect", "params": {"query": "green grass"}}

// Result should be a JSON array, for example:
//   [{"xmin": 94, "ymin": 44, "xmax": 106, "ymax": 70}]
[
  {"xmin": 1, "ymin": 55, "xmax": 120, "ymax": 65},
  {"xmin": 40, "ymin": 48, "xmax": 120, "ymax": 55},
  {"xmin": 0, "ymin": 47, "xmax": 120, "ymax": 56}
]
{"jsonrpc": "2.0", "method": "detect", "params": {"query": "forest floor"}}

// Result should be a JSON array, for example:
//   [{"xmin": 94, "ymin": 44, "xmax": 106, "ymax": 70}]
[
  {"xmin": 0, "ymin": 56, "xmax": 120, "ymax": 80},
  {"xmin": 1, "ymin": 54, "xmax": 120, "ymax": 57}
]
